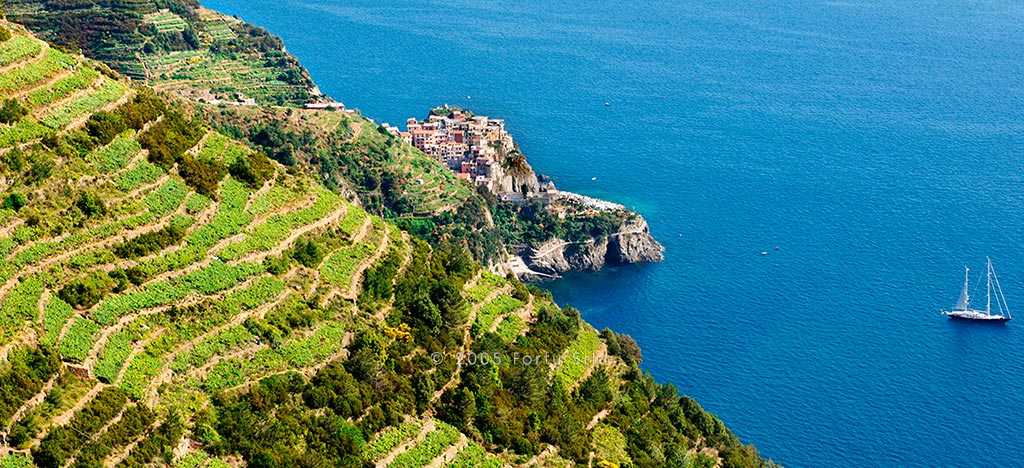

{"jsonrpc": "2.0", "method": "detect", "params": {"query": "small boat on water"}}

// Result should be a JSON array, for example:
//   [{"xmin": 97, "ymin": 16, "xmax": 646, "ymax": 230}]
[{"xmin": 941, "ymin": 257, "xmax": 1012, "ymax": 323}]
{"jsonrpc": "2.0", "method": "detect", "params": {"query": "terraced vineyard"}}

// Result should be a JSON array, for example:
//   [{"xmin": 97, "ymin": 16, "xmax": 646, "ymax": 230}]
[
  {"xmin": 142, "ymin": 10, "xmax": 187, "ymax": 33},
  {"xmin": 5, "ymin": 2, "xmax": 315, "ymax": 106},
  {"xmin": 0, "ymin": 22, "xmax": 774, "ymax": 468}
]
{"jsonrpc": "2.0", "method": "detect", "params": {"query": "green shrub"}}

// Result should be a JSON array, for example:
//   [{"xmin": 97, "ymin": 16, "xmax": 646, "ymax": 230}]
[
  {"xmin": 0, "ymin": 98, "xmax": 27, "ymax": 124},
  {"xmin": 75, "ymin": 191, "xmax": 107, "ymax": 218},
  {"xmin": 291, "ymin": 239, "xmax": 323, "ymax": 268},
  {"xmin": 58, "ymin": 271, "xmax": 115, "ymax": 309},
  {"xmin": 85, "ymin": 111, "xmax": 127, "ymax": 145},
  {"xmin": 113, "ymin": 225, "xmax": 186, "ymax": 259},
  {"xmin": 179, "ymin": 155, "xmax": 226, "ymax": 196},
  {"xmin": 139, "ymin": 112, "xmax": 203, "ymax": 169},
  {"xmin": 228, "ymin": 151, "xmax": 275, "ymax": 188},
  {"xmin": 3, "ymin": 193, "xmax": 26, "ymax": 211}
]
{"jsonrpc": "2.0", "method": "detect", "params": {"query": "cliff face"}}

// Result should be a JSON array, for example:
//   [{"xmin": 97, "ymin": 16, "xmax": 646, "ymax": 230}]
[
  {"xmin": 489, "ymin": 158, "xmax": 541, "ymax": 194},
  {"xmin": 512, "ymin": 215, "xmax": 664, "ymax": 281}
]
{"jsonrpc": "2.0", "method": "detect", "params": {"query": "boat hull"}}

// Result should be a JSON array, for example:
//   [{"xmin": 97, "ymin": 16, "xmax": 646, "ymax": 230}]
[{"xmin": 942, "ymin": 311, "xmax": 1011, "ymax": 323}]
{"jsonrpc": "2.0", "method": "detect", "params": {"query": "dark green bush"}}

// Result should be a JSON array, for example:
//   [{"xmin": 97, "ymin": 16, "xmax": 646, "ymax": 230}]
[
  {"xmin": 113, "ymin": 225, "xmax": 186, "ymax": 258},
  {"xmin": 179, "ymin": 155, "xmax": 226, "ymax": 196},
  {"xmin": 290, "ymin": 239, "xmax": 323, "ymax": 268},
  {"xmin": 0, "ymin": 98, "xmax": 28, "ymax": 124},
  {"xmin": 228, "ymin": 151, "xmax": 275, "ymax": 188},
  {"xmin": 58, "ymin": 271, "xmax": 115, "ymax": 309},
  {"xmin": 3, "ymin": 193, "xmax": 27, "ymax": 211}
]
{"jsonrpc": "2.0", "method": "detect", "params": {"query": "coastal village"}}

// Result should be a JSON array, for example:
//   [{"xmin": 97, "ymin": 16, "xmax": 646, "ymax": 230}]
[
  {"xmin": 383, "ymin": 107, "xmax": 545, "ymax": 196},
  {"xmin": 383, "ymin": 107, "xmax": 625, "ymax": 214}
]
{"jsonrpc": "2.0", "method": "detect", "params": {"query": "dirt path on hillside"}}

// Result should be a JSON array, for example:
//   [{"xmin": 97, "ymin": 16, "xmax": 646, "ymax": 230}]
[
  {"xmin": 31, "ymin": 76, "xmax": 105, "ymax": 117},
  {"xmin": 520, "ymin": 444, "xmax": 560, "ymax": 468},
  {"xmin": 35, "ymin": 381, "xmax": 106, "ymax": 444},
  {"xmin": 426, "ymin": 432, "xmax": 468, "ymax": 468},
  {"xmin": 103, "ymin": 417, "xmax": 160, "ymax": 468},
  {"xmin": 428, "ymin": 285, "xmax": 513, "ymax": 408},
  {"xmin": 489, "ymin": 295, "xmax": 533, "ymax": 334},
  {"xmin": 370, "ymin": 233, "xmax": 415, "ymax": 322},
  {"xmin": 345, "ymin": 223, "xmax": 390, "ymax": 301},
  {"xmin": 111, "ymin": 330, "xmax": 165, "ymax": 386},
  {"xmin": 375, "ymin": 418, "xmax": 437, "ymax": 468},
  {"xmin": 566, "ymin": 341, "xmax": 609, "ymax": 393},
  {"xmin": 0, "ymin": 200, "xmax": 185, "ymax": 300},
  {"xmin": 4, "ymin": 371, "xmax": 59, "ymax": 434},
  {"xmin": 59, "ymin": 86, "xmax": 134, "ymax": 136},
  {"xmin": 0, "ymin": 38, "xmax": 48, "ymax": 76}
]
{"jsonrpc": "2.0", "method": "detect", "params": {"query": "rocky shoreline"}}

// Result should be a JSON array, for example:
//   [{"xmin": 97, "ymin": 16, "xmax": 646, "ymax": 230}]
[{"xmin": 505, "ymin": 207, "xmax": 664, "ymax": 282}]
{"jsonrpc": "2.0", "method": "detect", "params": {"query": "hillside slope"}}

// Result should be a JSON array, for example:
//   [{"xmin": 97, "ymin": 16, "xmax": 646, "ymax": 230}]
[
  {"xmin": 2, "ymin": 0, "xmax": 664, "ymax": 278},
  {"xmin": 0, "ymin": 21, "xmax": 775, "ymax": 468},
  {"xmin": 2, "ymin": 0, "xmax": 317, "ymax": 105}
]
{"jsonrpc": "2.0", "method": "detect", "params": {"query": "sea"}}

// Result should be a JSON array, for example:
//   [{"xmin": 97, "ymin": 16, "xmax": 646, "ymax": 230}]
[{"xmin": 202, "ymin": 1, "xmax": 1024, "ymax": 466}]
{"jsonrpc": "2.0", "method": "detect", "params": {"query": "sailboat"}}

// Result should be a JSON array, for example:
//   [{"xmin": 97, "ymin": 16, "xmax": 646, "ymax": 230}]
[{"xmin": 941, "ymin": 258, "xmax": 1012, "ymax": 323}]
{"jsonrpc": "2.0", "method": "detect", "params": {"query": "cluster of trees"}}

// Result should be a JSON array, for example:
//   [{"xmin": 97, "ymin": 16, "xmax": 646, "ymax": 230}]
[
  {"xmin": 70, "ymin": 403, "xmax": 156, "ymax": 468},
  {"xmin": 3, "ymin": 0, "xmax": 199, "ymax": 72},
  {"xmin": 391, "ymin": 239, "xmax": 474, "ymax": 341},
  {"xmin": 177, "ymin": 154, "xmax": 225, "ymax": 196},
  {"xmin": 230, "ymin": 119, "xmax": 312, "ymax": 166},
  {"xmin": 115, "ymin": 414, "xmax": 185, "ymax": 468},
  {"xmin": 48, "ymin": 87, "xmax": 165, "ymax": 160},
  {"xmin": 59, "ymin": 267, "xmax": 147, "ymax": 309},
  {"xmin": 141, "ymin": 25, "xmax": 200, "ymax": 54},
  {"xmin": 75, "ymin": 191, "xmax": 106, "ymax": 218},
  {"xmin": 209, "ymin": 372, "xmax": 367, "ymax": 468},
  {"xmin": 33, "ymin": 387, "xmax": 128, "ymax": 468},
  {"xmin": 0, "ymin": 146, "xmax": 54, "ymax": 187},
  {"xmin": 492, "ymin": 199, "xmax": 627, "ymax": 247},
  {"xmin": 436, "ymin": 303, "xmax": 588, "ymax": 458},
  {"xmin": 58, "ymin": 271, "xmax": 116, "ymax": 309},
  {"xmin": 113, "ymin": 225, "xmax": 186, "ymax": 259},
  {"xmin": 228, "ymin": 150, "xmax": 275, "ymax": 189},
  {"xmin": 601, "ymin": 328, "xmax": 643, "ymax": 366},
  {"xmin": 133, "ymin": 96, "xmax": 276, "ymax": 197},
  {"xmin": 0, "ymin": 346, "xmax": 62, "ymax": 427},
  {"xmin": 200, "ymin": 239, "xmax": 479, "ymax": 466},
  {"xmin": 241, "ymin": 295, "xmax": 329, "ymax": 349},
  {"xmin": 0, "ymin": 25, "xmax": 11, "ymax": 42},
  {"xmin": 358, "ymin": 247, "xmax": 402, "ymax": 308},
  {"xmin": 138, "ymin": 110, "xmax": 201, "ymax": 167},
  {"xmin": 3, "ymin": 192, "xmax": 27, "ymax": 211},
  {"xmin": 4, "ymin": 1, "xmax": 142, "ymax": 59}
]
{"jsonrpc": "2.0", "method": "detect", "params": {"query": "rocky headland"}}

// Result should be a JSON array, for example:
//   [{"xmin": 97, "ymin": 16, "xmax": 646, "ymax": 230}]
[{"xmin": 395, "ymin": 107, "xmax": 664, "ymax": 280}]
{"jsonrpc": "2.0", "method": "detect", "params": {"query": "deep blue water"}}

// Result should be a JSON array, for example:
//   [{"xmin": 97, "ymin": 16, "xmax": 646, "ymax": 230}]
[{"xmin": 204, "ymin": 1, "xmax": 1024, "ymax": 466}]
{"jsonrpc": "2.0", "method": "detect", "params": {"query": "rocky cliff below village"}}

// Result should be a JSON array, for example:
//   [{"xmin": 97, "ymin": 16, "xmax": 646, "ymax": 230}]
[{"xmin": 506, "ymin": 208, "xmax": 665, "ymax": 282}]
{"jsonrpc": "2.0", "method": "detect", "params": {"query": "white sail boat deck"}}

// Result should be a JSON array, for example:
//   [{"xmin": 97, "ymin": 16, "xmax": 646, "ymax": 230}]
[{"xmin": 941, "ymin": 258, "xmax": 1012, "ymax": 323}]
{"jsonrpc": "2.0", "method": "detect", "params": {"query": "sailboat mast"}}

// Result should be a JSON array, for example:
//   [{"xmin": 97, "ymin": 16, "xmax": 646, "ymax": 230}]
[{"xmin": 987, "ymin": 257, "xmax": 992, "ymax": 315}]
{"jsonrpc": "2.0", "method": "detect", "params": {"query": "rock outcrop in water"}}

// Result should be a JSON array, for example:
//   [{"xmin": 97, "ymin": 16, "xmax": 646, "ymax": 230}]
[{"xmin": 509, "ymin": 214, "xmax": 664, "ymax": 282}]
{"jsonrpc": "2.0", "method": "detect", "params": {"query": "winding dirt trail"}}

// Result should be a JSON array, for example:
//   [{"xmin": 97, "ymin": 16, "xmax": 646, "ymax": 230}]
[
  {"xmin": 429, "ymin": 284, "xmax": 513, "ymax": 408},
  {"xmin": 0, "ymin": 37, "xmax": 49, "ymax": 76},
  {"xmin": 34, "ymin": 381, "xmax": 107, "ymax": 444},
  {"xmin": 375, "ymin": 418, "xmax": 437, "ymax": 468},
  {"xmin": 345, "ymin": 223, "xmax": 390, "ymax": 301},
  {"xmin": 426, "ymin": 432, "xmax": 468, "ymax": 468},
  {"xmin": 102, "ymin": 417, "xmax": 160, "ymax": 467}
]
